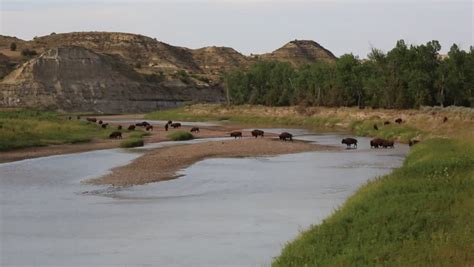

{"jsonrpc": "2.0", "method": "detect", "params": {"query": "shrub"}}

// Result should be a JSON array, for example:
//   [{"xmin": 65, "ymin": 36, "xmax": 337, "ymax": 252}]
[
  {"xmin": 167, "ymin": 131, "xmax": 194, "ymax": 141},
  {"xmin": 120, "ymin": 138, "xmax": 144, "ymax": 148},
  {"xmin": 21, "ymin": 49, "xmax": 38, "ymax": 57},
  {"xmin": 10, "ymin": 42, "xmax": 16, "ymax": 51}
]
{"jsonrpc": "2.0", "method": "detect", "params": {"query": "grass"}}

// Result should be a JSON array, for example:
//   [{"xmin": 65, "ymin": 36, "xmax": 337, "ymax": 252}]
[
  {"xmin": 0, "ymin": 109, "xmax": 112, "ymax": 151},
  {"xmin": 273, "ymin": 139, "xmax": 474, "ymax": 266},
  {"xmin": 167, "ymin": 131, "xmax": 194, "ymax": 141},
  {"xmin": 119, "ymin": 131, "xmax": 150, "ymax": 148}
]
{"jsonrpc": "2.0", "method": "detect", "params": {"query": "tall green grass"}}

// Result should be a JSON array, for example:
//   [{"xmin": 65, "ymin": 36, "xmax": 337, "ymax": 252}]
[
  {"xmin": 273, "ymin": 139, "xmax": 474, "ymax": 266},
  {"xmin": 0, "ymin": 110, "xmax": 111, "ymax": 151},
  {"xmin": 167, "ymin": 131, "xmax": 194, "ymax": 141}
]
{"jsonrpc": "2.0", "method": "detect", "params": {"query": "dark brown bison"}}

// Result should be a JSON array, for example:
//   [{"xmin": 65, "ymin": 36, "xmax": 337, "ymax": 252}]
[
  {"xmin": 101, "ymin": 123, "xmax": 108, "ymax": 129},
  {"xmin": 68, "ymin": 116, "xmax": 72, "ymax": 120},
  {"xmin": 279, "ymin": 132, "xmax": 293, "ymax": 141},
  {"xmin": 370, "ymin": 138, "xmax": 385, "ymax": 148},
  {"xmin": 190, "ymin": 127, "xmax": 200, "ymax": 133},
  {"xmin": 167, "ymin": 120, "xmax": 173, "ymax": 125},
  {"xmin": 164, "ymin": 124, "xmax": 169, "ymax": 131},
  {"xmin": 230, "ymin": 131, "xmax": 242, "ymax": 139},
  {"xmin": 86, "ymin": 117, "xmax": 97, "ymax": 123},
  {"xmin": 146, "ymin": 125, "xmax": 153, "ymax": 131},
  {"xmin": 382, "ymin": 140, "xmax": 394, "ymax": 148},
  {"xmin": 341, "ymin": 138, "xmax": 358, "ymax": 149},
  {"xmin": 77, "ymin": 116, "xmax": 81, "ymax": 120},
  {"xmin": 128, "ymin": 125, "xmax": 136, "ymax": 131},
  {"xmin": 409, "ymin": 140, "xmax": 420, "ymax": 147},
  {"xmin": 373, "ymin": 124, "xmax": 379, "ymax": 130},
  {"xmin": 117, "ymin": 125, "xmax": 122, "ymax": 130},
  {"xmin": 395, "ymin": 118, "xmax": 403, "ymax": 124},
  {"xmin": 98, "ymin": 120, "xmax": 103, "ymax": 125},
  {"xmin": 109, "ymin": 131, "xmax": 122, "ymax": 139},
  {"xmin": 136, "ymin": 121, "xmax": 150, "ymax": 127},
  {"xmin": 251, "ymin": 129, "xmax": 264, "ymax": 138},
  {"xmin": 170, "ymin": 123, "xmax": 181, "ymax": 128},
  {"xmin": 443, "ymin": 117, "xmax": 448, "ymax": 123},
  {"xmin": 384, "ymin": 121, "xmax": 390, "ymax": 125}
]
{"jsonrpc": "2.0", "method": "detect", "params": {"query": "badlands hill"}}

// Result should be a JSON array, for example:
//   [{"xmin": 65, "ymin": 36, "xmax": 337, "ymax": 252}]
[{"xmin": 0, "ymin": 32, "xmax": 336, "ymax": 112}]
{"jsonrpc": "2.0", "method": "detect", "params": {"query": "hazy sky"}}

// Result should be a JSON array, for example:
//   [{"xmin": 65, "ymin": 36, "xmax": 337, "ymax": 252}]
[{"xmin": 1, "ymin": 0, "xmax": 472, "ymax": 57}]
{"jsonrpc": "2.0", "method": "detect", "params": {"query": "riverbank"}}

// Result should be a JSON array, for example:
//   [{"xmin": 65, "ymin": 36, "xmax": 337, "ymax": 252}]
[
  {"xmin": 273, "ymin": 139, "xmax": 474, "ymax": 266},
  {"xmin": 88, "ymin": 138, "xmax": 337, "ymax": 186}
]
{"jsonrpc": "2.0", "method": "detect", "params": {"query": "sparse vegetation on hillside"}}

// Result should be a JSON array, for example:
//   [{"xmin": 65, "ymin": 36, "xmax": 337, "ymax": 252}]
[{"xmin": 9, "ymin": 42, "xmax": 16, "ymax": 51}]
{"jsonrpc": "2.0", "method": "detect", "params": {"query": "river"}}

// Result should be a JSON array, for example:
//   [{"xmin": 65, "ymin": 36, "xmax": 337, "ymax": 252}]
[{"xmin": 0, "ymin": 131, "xmax": 408, "ymax": 266}]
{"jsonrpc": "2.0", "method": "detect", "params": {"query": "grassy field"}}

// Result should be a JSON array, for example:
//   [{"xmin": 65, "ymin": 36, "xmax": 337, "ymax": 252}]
[
  {"xmin": 147, "ymin": 104, "xmax": 474, "ymax": 142},
  {"xmin": 0, "ymin": 109, "xmax": 112, "ymax": 151},
  {"xmin": 120, "ymin": 131, "xmax": 149, "ymax": 148},
  {"xmin": 148, "ymin": 104, "xmax": 474, "ymax": 265}
]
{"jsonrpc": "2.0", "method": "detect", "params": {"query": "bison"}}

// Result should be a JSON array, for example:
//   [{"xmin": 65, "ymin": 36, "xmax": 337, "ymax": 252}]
[
  {"xmin": 98, "ymin": 120, "xmax": 103, "ymax": 125},
  {"xmin": 382, "ymin": 139, "xmax": 394, "ymax": 148},
  {"xmin": 128, "ymin": 125, "xmax": 136, "ymax": 131},
  {"xmin": 117, "ymin": 125, "xmax": 122, "ymax": 130},
  {"xmin": 370, "ymin": 138, "xmax": 385, "ymax": 148},
  {"xmin": 341, "ymin": 138, "xmax": 358, "ymax": 149},
  {"xmin": 443, "ymin": 116, "xmax": 448, "ymax": 123},
  {"xmin": 251, "ymin": 129, "xmax": 264, "ymax": 138},
  {"xmin": 77, "ymin": 116, "xmax": 81, "ymax": 120},
  {"xmin": 279, "ymin": 132, "xmax": 293, "ymax": 141},
  {"xmin": 135, "ymin": 121, "xmax": 150, "ymax": 127},
  {"xmin": 167, "ymin": 120, "xmax": 173, "ymax": 125},
  {"xmin": 146, "ymin": 125, "xmax": 153, "ymax": 131},
  {"xmin": 384, "ymin": 121, "xmax": 390, "ymax": 125},
  {"xmin": 230, "ymin": 131, "xmax": 242, "ymax": 139},
  {"xmin": 190, "ymin": 127, "xmax": 200, "ymax": 133},
  {"xmin": 164, "ymin": 124, "xmax": 169, "ymax": 131},
  {"xmin": 109, "ymin": 131, "xmax": 122, "ymax": 139},
  {"xmin": 409, "ymin": 140, "xmax": 420, "ymax": 147},
  {"xmin": 170, "ymin": 123, "xmax": 181, "ymax": 128},
  {"xmin": 86, "ymin": 117, "xmax": 97, "ymax": 123},
  {"xmin": 373, "ymin": 124, "xmax": 379, "ymax": 130},
  {"xmin": 395, "ymin": 118, "xmax": 403, "ymax": 124},
  {"xmin": 101, "ymin": 123, "xmax": 108, "ymax": 129}
]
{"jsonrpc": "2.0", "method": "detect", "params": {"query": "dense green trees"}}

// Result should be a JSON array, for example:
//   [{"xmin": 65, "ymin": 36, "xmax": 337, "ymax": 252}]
[{"xmin": 225, "ymin": 40, "xmax": 473, "ymax": 108}]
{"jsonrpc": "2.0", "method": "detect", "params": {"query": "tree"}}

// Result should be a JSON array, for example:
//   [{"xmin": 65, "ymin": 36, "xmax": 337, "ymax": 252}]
[{"xmin": 10, "ymin": 42, "xmax": 16, "ymax": 51}]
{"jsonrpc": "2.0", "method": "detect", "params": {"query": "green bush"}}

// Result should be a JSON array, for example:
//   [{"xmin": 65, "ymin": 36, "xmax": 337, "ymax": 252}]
[
  {"xmin": 167, "ymin": 131, "xmax": 194, "ymax": 141},
  {"xmin": 120, "ymin": 138, "xmax": 144, "ymax": 148}
]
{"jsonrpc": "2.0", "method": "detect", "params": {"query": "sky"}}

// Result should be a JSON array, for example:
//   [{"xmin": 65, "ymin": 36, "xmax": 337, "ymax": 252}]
[{"xmin": 0, "ymin": 0, "xmax": 473, "ymax": 58}]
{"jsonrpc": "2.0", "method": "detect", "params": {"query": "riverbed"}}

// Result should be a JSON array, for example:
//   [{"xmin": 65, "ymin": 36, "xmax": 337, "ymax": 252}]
[{"xmin": 0, "ymin": 131, "xmax": 408, "ymax": 266}]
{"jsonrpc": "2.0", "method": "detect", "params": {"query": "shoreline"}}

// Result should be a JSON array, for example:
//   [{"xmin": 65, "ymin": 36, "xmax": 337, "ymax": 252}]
[{"xmin": 87, "ymin": 138, "xmax": 339, "ymax": 186}]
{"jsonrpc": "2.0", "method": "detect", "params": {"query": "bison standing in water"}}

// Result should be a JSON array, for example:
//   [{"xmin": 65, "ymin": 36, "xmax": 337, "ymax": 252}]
[
  {"xmin": 190, "ymin": 127, "xmax": 200, "ymax": 133},
  {"xmin": 341, "ymin": 138, "xmax": 358, "ymax": 149},
  {"xmin": 170, "ymin": 123, "xmax": 181, "ymax": 128},
  {"xmin": 230, "ymin": 131, "xmax": 242, "ymax": 139},
  {"xmin": 370, "ymin": 138, "xmax": 385, "ymax": 148},
  {"xmin": 382, "ymin": 139, "xmax": 394, "ymax": 148},
  {"xmin": 279, "ymin": 132, "xmax": 293, "ymax": 141},
  {"xmin": 109, "ymin": 131, "xmax": 122, "ymax": 139},
  {"xmin": 251, "ymin": 129, "xmax": 264, "ymax": 138}
]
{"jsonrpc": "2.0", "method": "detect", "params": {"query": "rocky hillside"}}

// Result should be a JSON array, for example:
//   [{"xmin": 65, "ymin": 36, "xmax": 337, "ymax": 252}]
[
  {"xmin": 0, "ymin": 46, "xmax": 223, "ymax": 113},
  {"xmin": 260, "ymin": 40, "xmax": 337, "ymax": 67},
  {"xmin": 0, "ymin": 32, "xmax": 337, "ymax": 112}
]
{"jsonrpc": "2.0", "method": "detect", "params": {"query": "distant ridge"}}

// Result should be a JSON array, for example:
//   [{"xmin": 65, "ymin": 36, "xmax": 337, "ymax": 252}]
[{"xmin": 0, "ymin": 32, "xmax": 337, "ymax": 112}]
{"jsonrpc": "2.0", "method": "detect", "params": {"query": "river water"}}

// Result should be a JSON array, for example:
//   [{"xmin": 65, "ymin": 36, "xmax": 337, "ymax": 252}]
[{"xmin": 0, "ymin": 131, "xmax": 408, "ymax": 266}]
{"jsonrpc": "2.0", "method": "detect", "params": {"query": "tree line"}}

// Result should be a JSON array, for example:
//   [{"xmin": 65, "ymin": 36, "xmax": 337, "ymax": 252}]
[{"xmin": 225, "ymin": 40, "xmax": 474, "ymax": 108}]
